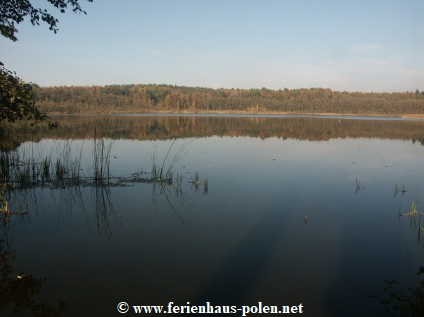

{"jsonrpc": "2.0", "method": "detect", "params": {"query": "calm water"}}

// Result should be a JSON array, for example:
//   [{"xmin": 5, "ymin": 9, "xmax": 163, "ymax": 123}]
[{"xmin": 1, "ymin": 115, "xmax": 424, "ymax": 316}]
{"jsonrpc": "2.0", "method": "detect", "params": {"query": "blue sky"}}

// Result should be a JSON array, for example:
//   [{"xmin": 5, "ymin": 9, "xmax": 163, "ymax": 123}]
[{"xmin": 1, "ymin": 0, "xmax": 423, "ymax": 92}]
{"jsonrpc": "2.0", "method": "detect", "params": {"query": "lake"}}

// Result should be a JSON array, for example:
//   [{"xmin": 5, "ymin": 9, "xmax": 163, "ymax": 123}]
[{"xmin": 1, "ymin": 115, "xmax": 424, "ymax": 316}]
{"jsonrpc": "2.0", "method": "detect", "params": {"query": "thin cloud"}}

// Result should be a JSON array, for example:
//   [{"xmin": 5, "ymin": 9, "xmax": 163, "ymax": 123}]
[{"xmin": 351, "ymin": 44, "xmax": 383, "ymax": 52}]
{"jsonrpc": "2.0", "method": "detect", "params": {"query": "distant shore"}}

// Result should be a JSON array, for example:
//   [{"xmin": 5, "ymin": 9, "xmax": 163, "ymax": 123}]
[
  {"xmin": 35, "ymin": 85, "xmax": 424, "ymax": 119},
  {"xmin": 46, "ymin": 110, "xmax": 424, "ymax": 119}
]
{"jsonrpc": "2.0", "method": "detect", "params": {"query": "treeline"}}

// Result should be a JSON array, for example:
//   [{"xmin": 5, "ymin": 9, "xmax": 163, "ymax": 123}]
[{"xmin": 33, "ymin": 84, "xmax": 424, "ymax": 116}]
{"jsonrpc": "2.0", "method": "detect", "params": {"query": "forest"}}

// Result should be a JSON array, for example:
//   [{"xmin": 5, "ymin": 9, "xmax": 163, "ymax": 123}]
[{"xmin": 33, "ymin": 85, "xmax": 424, "ymax": 116}]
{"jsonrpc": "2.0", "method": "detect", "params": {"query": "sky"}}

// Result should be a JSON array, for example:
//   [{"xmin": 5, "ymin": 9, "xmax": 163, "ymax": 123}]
[{"xmin": 1, "ymin": 0, "xmax": 423, "ymax": 92}]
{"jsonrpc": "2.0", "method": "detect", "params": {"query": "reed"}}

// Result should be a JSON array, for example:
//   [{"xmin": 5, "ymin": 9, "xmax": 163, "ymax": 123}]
[
  {"xmin": 399, "ymin": 201, "xmax": 419, "ymax": 217},
  {"xmin": 42, "ymin": 158, "xmax": 50, "ymax": 182},
  {"xmin": 150, "ymin": 140, "xmax": 188, "ymax": 185},
  {"xmin": 394, "ymin": 182, "xmax": 408, "ymax": 197},
  {"xmin": 355, "ymin": 177, "xmax": 365, "ymax": 194},
  {"xmin": 93, "ymin": 129, "xmax": 113, "ymax": 185},
  {"xmin": 0, "ymin": 144, "xmax": 193, "ymax": 189},
  {"xmin": 0, "ymin": 144, "xmax": 83, "ymax": 188},
  {"xmin": 189, "ymin": 171, "xmax": 208, "ymax": 194},
  {"xmin": 0, "ymin": 136, "xmax": 208, "ymax": 204},
  {"xmin": 398, "ymin": 201, "xmax": 424, "ymax": 240},
  {"xmin": 204, "ymin": 178, "xmax": 209, "ymax": 195},
  {"xmin": 0, "ymin": 189, "xmax": 8, "ymax": 213}
]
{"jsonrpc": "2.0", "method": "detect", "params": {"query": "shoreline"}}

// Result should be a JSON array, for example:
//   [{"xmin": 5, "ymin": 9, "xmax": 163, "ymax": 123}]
[{"xmin": 46, "ymin": 110, "xmax": 424, "ymax": 119}]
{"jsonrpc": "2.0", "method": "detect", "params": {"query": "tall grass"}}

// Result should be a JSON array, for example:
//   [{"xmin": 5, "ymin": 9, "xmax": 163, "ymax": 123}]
[
  {"xmin": 399, "ymin": 201, "xmax": 419, "ymax": 217},
  {"xmin": 394, "ymin": 182, "xmax": 408, "ymax": 197},
  {"xmin": 0, "ymin": 141, "xmax": 86, "ymax": 188},
  {"xmin": 0, "ymin": 137, "xmax": 209, "ymax": 233},
  {"xmin": 399, "ymin": 201, "xmax": 424, "ymax": 240},
  {"xmin": 189, "ymin": 171, "xmax": 208, "ymax": 194},
  {"xmin": 355, "ymin": 177, "xmax": 365, "ymax": 195},
  {"xmin": 93, "ymin": 129, "xmax": 113, "ymax": 185},
  {"xmin": 150, "ymin": 140, "xmax": 189, "ymax": 185},
  {"xmin": 0, "ymin": 138, "xmax": 205, "ymax": 193}
]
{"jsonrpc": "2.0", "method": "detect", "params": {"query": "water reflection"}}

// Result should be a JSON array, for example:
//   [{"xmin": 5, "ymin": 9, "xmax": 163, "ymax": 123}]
[
  {"xmin": 394, "ymin": 182, "xmax": 408, "ymax": 198},
  {"xmin": 371, "ymin": 201, "xmax": 424, "ymax": 316},
  {"xmin": 1, "ymin": 115, "xmax": 424, "ymax": 150},
  {"xmin": 2, "ymin": 180, "xmax": 206, "ymax": 242},
  {"xmin": 0, "ymin": 234, "xmax": 68, "ymax": 316},
  {"xmin": 0, "ymin": 134, "xmax": 208, "ymax": 238},
  {"xmin": 355, "ymin": 177, "xmax": 366, "ymax": 195},
  {"xmin": 194, "ymin": 207, "xmax": 283, "ymax": 306},
  {"xmin": 3, "ymin": 184, "xmax": 204, "ymax": 242},
  {"xmin": 0, "ymin": 115, "xmax": 423, "ymax": 316}
]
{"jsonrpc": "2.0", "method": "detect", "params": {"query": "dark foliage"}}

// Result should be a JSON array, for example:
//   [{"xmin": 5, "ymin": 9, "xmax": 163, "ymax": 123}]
[
  {"xmin": 0, "ymin": 0, "xmax": 92, "ymax": 126},
  {"xmin": 0, "ymin": 0, "xmax": 93, "ymax": 41},
  {"xmin": 371, "ymin": 267, "xmax": 424, "ymax": 317},
  {"xmin": 0, "ymin": 62, "xmax": 57, "ymax": 126}
]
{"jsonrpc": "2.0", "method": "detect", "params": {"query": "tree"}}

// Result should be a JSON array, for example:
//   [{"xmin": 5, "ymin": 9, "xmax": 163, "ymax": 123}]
[
  {"xmin": 0, "ymin": 62, "xmax": 53, "ymax": 124},
  {"xmin": 1, "ymin": 0, "xmax": 93, "ymax": 42},
  {"xmin": 0, "ymin": 0, "xmax": 93, "ymax": 125}
]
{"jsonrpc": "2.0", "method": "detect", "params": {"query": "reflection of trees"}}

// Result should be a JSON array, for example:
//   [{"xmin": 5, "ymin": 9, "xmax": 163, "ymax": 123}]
[
  {"xmin": 2, "ymin": 115, "xmax": 424, "ymax": 150},
  {"xmin": 0, "ymin": 238, "xmax": 68, "ymax": 317}
]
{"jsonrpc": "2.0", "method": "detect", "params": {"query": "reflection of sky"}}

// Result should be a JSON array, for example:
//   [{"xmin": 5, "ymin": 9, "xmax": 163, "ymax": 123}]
[{"xmin": 10, "ymin": 135, "xmax": 424, "ymax": 316}]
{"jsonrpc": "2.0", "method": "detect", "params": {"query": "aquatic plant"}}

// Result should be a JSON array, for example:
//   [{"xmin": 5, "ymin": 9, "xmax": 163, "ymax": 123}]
[
  {"xmin": 42, "ymin": 158, "xmax": 50, "ymax": 182},
  {"xmin": 419, "ymin": 212, "xmax": 424, "ymax": 239},
  {"xmin": 189, "ymin": 172, "xmax": 208, "ymax": 194},
  {"xmin": 371, "ymin": 267, "xmax": 424, "ymax": 317},
  {"xmin": 150, "ymin": 140, "xmax": 189, "ymax": 185},
  {"xmin": 372, "ymin": 200, "xmax": 424, "ymax": 314},
  {"xmin": 203, "ymin": 178, "xmax": 209, "ymax": 195},
  {"xmin": 190, "ymin": 172, "xmax": 201, "ymax": 188},
  {"xmin": 0, "ymin": 134, "xmax": 208, "ymax": 231},
  {"xmin": 0, "ymin": 185, "xmax": 29, "ymax": 227},
  {"xmin": 355, "ymin": 177, "xmax": 365, "ymax": 195},
  {"xmin": 0, "ymin": 136, "xmax": 208, "ymax": 197},
  {"xmin": 93, "ymin": 130, "xmax": 113, "ymax": 185},
  {"xmin": 0, "ymin": 137, "xmax": 107, "ymax": 188},
  {"xmin": 394, "ymin": 182, "xmax": 408, "ymax": 198},
  {"xmin": 398, "ymin": 201, "xmax": 424, "ymax": 239},
  {"xmin": 399, "ymin": 201, "xmax": 419, "ymax": 217},
  {"xmin": 0, "ymin": 189, "xmax": 8, "ymax": 213}
]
